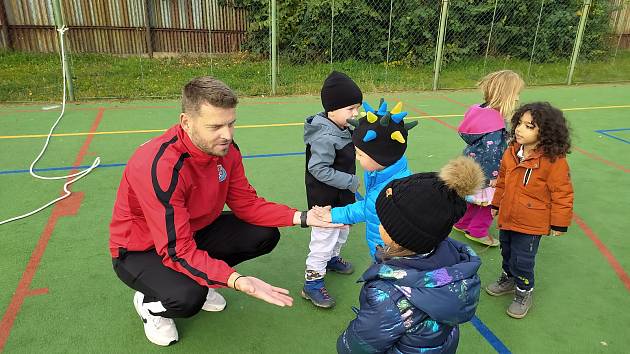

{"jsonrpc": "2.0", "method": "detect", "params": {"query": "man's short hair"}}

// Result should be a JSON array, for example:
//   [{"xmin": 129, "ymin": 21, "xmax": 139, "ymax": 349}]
[{"xmin": 182, "ymin": 76, "xmax": 238, "ymax": 115}]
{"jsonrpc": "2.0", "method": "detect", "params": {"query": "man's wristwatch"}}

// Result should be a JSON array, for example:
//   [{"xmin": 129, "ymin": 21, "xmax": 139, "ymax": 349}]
[{"xmin": 300, "ymin": 211, "xmax": 308, "ymax": 228}]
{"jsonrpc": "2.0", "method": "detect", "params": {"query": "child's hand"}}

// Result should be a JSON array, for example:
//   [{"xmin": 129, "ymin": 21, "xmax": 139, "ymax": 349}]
[
  {"xmin": 550, "ymin": 230, "xmax": 564, "ymax": 237},
  {"xmin": 312, "ymin": 205, "xmax": 332, "ymax": 222},
  {"xmin": 489, "ymin": 179, "xmax": 497, "ymax": 188},
  {"xmin": 491, "ymin": 209, "xmax": 498, "ymax": 218}
]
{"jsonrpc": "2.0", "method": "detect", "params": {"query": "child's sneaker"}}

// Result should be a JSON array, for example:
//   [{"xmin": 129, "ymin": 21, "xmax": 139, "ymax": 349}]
[
  {"xmin": 301, "ymin": 278, "xmax": 335, "ymax": 308},
  {"xmin": 507, "ymin": 287, "xmax": 533, "ymax": 319},
  {"xmin": 485, "ymin": 272, "xmax": 515, "ymax": 296},
  {"xmin": 326, "ymin": 256, "xmax": 354, "ymax": 274},
  {"xmin": 133, "ymin": 292, "xmax": 178, "ymax": 346},
  {"xmin": 201, "ymin": 288, "xmax": 227, "ymax": 312},
  {"xmin": 465, "ymin": 232, "xmax": 499, "ymax": 247}
]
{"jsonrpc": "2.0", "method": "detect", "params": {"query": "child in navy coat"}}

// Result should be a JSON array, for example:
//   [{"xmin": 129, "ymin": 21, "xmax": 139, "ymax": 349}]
[{"xmin": 337, "ymin": 157, "xmax": 484, "ymax": 354}]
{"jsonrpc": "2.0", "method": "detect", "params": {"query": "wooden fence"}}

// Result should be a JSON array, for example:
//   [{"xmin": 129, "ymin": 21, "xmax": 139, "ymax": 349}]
[
  {"xmin": 0, "ymin": 0, "xmax": 248, "ymax": 55},
  {"xmin": 611, "ymin": 0, "xmax": 630, "ymax": 48}
]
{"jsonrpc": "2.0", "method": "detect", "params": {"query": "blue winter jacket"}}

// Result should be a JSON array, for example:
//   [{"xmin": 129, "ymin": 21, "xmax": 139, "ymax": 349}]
[
  {"xmin": 330, "ymin": 156, "xmax": 412, "ymax": 257},
  {"xmin": 337, "ymin": 238, "xmax": 481, "ymax": 354}
]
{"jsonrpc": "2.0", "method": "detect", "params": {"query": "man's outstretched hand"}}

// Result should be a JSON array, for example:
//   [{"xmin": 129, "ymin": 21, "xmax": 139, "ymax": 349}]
[{"xmin": 231, "ymin": 275, "xmax": 293, "ymax": 307}]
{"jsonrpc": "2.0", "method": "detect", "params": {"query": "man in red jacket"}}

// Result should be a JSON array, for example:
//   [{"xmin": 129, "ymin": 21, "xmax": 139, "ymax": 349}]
[{"xmin": 110, "ymin": 76, "xmax": 340, "ymax": 346}]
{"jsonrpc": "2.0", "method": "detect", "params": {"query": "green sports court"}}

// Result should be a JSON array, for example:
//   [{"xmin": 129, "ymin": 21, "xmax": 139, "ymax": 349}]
[{"xmin": 1, "ymin": 83, "xmax": 629, "ymax": 353}]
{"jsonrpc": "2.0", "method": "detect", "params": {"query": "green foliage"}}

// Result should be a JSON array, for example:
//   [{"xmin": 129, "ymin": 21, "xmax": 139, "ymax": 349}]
[{"xmin": 233, "ymin": 0, "xmax": 615, "ymax": 65}]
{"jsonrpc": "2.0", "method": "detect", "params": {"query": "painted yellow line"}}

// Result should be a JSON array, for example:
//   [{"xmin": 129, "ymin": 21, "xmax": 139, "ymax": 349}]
[
  {"xmin": 0, "ymin": 105, "xmax": 628, "ymax": 140},
  {"xmin": 562, "ymin": 105, "xmax": 630, "ymax": 112}
]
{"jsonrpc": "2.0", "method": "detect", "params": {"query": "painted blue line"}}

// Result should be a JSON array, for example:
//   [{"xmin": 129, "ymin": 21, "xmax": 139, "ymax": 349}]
[
  {"xmin": 596, "ymin": 128, "xmax": 630, "ymax": 133},
  {"xmin": 242, "ymin": 152, "xmax": 304, "ymax": 159},
  {"xmin": 0, "ymin": 152, "xmax": 305, "ymax": 175},
  {"xmin": 595, "ymin": 129, "xmax": 630, "ymax": 144},
  {"xmin": 471, "ymin": 316, "xmax": 511, "ymax": 353}
]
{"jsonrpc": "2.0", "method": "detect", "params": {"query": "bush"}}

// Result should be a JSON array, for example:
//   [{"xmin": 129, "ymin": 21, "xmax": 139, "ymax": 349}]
[{"xmin": 232, "ymin": 0, "xmax": 614, "ymax": 65}]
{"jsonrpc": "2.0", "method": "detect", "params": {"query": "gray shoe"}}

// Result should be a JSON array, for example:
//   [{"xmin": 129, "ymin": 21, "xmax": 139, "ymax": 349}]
[
  {"xmin": 507, "ymin": 287, "xmax": 533, "ymax": 319},
  {"xmin": 485, "ymin": 273, "xmax": 515, "ymax": 296}
]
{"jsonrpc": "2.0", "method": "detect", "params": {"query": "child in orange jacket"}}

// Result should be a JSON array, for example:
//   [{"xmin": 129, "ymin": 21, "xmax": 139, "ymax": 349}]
[{"xmin": 487, "ymin": 102, "xmax": 574, "ymax": 319}]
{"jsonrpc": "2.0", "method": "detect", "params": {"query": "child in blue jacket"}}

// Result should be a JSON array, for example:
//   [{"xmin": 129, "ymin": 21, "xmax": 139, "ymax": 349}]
[
  {"xmin": 337, "ymin": 157, "xmax": 484, "ymax": 353},
  {"xmin": 315, "ymin": 99, "xmax": 417, "ymax": 259}
]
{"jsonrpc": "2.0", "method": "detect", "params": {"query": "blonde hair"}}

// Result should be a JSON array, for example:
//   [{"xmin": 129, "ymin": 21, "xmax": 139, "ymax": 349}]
[{"xmin": 478, "ymin": 70, "xmax": 524, "ymax": 119}]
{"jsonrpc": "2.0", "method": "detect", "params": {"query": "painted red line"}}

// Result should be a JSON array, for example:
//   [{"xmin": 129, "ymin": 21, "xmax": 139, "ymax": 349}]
[
  {"xmin": 405, "ymin": 103, "xmax": 458, "ymax": 131},
  {"xmin": 25, "ymin": 288, "xmax": 49, "ymax": 297},
  {"xmin": 0, "ymin": 109, "xmax": 102, "ymax": 351},
  {"xmin": 0, "ymin": 192, "xmax": 84, "ymax": 351},
  {"xmin": 573, "ymin": 146, "xmax": 630, "ymax": 174},
  {"xmin": 573, "ymin": 214, "xmax": 630, "ymax": 292},
  {"xmin": 67, "ymin": 108, "xmax": 105, "ymax": 177},
  {"xmin": 440, "ymin": 95, "xmax": 469, "ymax": 108}
]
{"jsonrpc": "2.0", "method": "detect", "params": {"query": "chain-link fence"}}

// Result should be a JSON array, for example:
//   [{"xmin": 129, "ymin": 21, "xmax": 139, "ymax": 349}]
[
  {"xmin": 1, "ymin": 0, "xmax": 629, "ymax": 101},
  {"xmin": 436, "ymin": 0, "xmax": 582, "ymax": 88}
]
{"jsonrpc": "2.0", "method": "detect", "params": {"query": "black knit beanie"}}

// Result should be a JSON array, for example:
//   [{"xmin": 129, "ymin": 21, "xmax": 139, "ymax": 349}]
[
  {"xmin": 375, "ymin": 157, "xmax": 485, "ymax": 254},
  {"xmin": 320, "ymin": 71, "xmax": 363, "ymax": 112},
  {"xmin": 349, "ymin": 99, "xmax": 417, "ymax": 167}
]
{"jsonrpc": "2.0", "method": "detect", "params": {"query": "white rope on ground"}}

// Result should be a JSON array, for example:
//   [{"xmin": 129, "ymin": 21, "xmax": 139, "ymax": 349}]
[{"xmin": 0, "ymin": 26, "xmax": 101, "ymax": 226}]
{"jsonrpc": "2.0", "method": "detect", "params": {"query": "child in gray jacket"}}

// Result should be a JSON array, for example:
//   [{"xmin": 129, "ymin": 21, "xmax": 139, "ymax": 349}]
[{"xmin": 302, "ymin": 71, "xmax": 362, "ymax": 308}]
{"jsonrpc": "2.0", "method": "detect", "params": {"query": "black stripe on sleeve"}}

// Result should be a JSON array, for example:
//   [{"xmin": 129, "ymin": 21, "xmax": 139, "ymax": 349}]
[{"xmin": 151, "ymin": 136, "xmax": 224, "ymax": 287}]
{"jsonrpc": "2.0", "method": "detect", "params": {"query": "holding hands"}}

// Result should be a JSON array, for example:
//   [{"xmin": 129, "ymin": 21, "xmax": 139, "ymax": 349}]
[
  {"xmin": 293, "ymin": 208, "xmax": 342, "ymax": 228},
  {"xmin": 312, "ymin": 205, "xmax": 333, "ymax": 223}
]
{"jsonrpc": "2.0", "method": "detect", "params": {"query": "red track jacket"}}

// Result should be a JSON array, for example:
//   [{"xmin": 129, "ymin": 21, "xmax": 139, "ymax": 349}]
[{"xmin": 109, "ymin": 124, "xmax": 297, "ymax": 287}]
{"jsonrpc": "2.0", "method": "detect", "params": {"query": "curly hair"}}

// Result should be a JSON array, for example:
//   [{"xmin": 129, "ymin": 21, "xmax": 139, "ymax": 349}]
[{"xmin": 510, "ymin": 102, "xmax": 571, "ymax": 160}]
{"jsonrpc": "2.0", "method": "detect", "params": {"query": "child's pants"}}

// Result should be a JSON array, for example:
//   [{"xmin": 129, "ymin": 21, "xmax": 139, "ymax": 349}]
[
  {"xmin": 454, "ymin": 203, "xmax": 493, "ymax": 238},
  {"xmin": 305, "ymin": 226, "xmax": 350, "ymax": 279},
  {"xmin": 499, "ymin": 230, "xmax": 541, "ymax": 290}
]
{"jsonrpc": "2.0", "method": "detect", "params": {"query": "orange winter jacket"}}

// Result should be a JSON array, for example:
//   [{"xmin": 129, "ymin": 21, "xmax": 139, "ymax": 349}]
[{"xmin": 491, "ymin": 143, "xmax": 574, "ymax": 236}]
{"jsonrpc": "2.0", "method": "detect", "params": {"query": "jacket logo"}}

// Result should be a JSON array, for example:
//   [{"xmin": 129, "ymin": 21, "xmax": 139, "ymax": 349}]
[{"xmin": 217, "ymin": 164, "xmax": 227, "ymax": 182}]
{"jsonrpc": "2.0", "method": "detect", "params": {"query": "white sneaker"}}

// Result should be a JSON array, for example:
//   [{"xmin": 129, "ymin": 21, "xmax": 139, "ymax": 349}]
[
  {"xmin": 133, "ymin": 292, "xmax": 178, "ymax": 346},
  {"xmin": 201, "ymin": 288, "xmax": 227, "ymax": 312}
]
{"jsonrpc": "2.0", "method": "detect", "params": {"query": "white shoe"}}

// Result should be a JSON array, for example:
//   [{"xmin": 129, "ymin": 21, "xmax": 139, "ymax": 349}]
[
  {"xmin": 201, "ymin": 288, "xmax": 227, "ymax": 312},
  {"xmin": 133, "ymin": 292, "xmax": 178, "ymax": 346}
]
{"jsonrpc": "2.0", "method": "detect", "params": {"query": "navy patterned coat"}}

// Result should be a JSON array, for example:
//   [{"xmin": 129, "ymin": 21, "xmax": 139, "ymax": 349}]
[
  {"xmin": 337, "ymin": 238, "xmax": 481, "ymax": 354},
  {"xmin": 458, "ymin": 104, "xmax": 508, "ymax": 184}
]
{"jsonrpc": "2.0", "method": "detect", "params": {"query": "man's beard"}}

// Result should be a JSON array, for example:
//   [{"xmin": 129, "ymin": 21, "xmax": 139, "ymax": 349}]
[{"xmin": 189, "ymin": 129, "xmax": 230, "ymax": 156}]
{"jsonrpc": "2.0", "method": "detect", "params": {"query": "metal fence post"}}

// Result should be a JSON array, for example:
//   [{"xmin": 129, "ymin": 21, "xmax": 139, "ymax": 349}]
[
  {"xmin": 330, "ymin": 0, "xmax": 334, "ymax": 66},
  {"xmin": 433, "ymin": 0, "xmax": 449, "ymax": 91},
  {"xmin": 527, "ymin": 0, "xmax": 546, "ymax": 79},
  {"xmin": 385, "ymin": 0, "xmax": 393, "ymax": 77},
  {"xmin": 143, "ymin": 0, "xmax": 153, "ymax": 58},
  {"xmin": 567, "ymin": 0, "xmax": 592, "ymax": 85},
  {"xmin": 271, "ymin": 0, "xmax": 277, "ymax": 95},
  {"xmin": 483, "ymin": 0, "xmax": 499, "ymax": 74},
  {"xmin": 0, "ymin": 0, "xmax": 12, "ymax": 50},
  {"xmin": 51, "ymin": 0, "xmax": 75, "ymax": 101}
]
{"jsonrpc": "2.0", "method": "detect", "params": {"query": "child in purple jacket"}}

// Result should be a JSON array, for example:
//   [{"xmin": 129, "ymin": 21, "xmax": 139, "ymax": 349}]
[{"xmin": 453, "ymin": 70, "xmax": 524, "ymax": 246}]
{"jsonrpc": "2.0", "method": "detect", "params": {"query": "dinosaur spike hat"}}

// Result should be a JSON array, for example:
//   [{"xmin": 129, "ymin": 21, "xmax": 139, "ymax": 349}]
[{"xmin": 347, "ymin": 98, "xmax": 418, "ymax": 167}]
